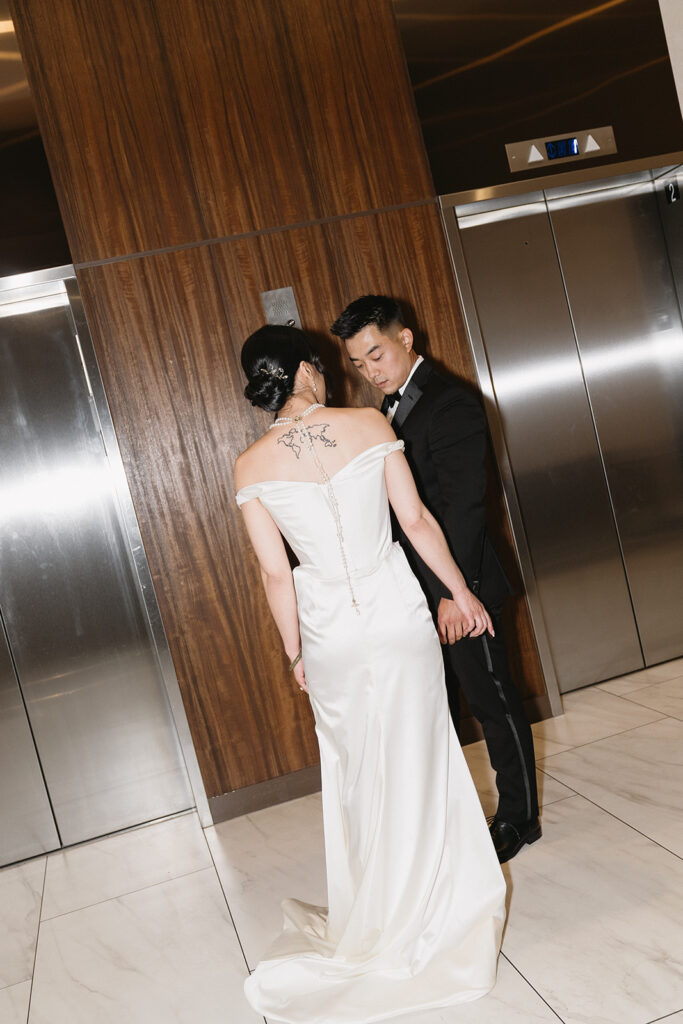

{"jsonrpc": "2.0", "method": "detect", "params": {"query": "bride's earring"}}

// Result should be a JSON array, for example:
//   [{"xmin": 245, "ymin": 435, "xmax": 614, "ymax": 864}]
[{"xmin": 312, "ymin": 378, "xmax": 318, "ymax": 398}]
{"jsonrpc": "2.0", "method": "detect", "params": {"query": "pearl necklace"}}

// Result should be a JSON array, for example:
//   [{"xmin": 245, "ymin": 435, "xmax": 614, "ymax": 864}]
[{"xmin": 269, "ymin": 402, "xmax": 324, "ymax": 429}]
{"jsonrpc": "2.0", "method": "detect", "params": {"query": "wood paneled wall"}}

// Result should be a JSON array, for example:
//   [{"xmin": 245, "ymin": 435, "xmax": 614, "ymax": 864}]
[
  {"xmin": 12, "ymin": 0, "xmax": 432, "ymax": 261},
  {"xmin": 12, "ymin": 0, "xmax": 549, "ymax": 799}
]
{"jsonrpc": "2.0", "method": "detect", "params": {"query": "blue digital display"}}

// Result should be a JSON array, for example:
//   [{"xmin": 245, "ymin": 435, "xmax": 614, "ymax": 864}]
[{"xmin": 545, "ymin": 137, "xmax": 580, "ymax": 160}]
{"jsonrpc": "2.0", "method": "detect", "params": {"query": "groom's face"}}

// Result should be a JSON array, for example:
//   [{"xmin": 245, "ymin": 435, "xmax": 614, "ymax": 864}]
[{"xmin": 345, "ymin": 324, "xmax": 415, "ymax": 396}]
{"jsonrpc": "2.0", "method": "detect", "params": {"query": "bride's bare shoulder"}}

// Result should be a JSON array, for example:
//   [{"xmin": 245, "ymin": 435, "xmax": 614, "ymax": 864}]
[
  {"xmin": 233, "ymin": 447, "xmax": 252, "ymax": 490},
  {"xmin": 234, "ymin": 433, "xmax": 271, "ymax": 489}
]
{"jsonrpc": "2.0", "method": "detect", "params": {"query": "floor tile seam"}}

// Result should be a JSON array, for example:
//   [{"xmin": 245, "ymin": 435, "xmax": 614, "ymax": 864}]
[
  {"xmin": 602, "ymin": 671, "xmax": 683, "ymax": 698},
  {"xmin": 42, "ymin": 808, "xmax": 198, "ymax": 864},
  {"xmin": 534, "ymin": 711, "xmax": 670, "ymax": 761},
  {"xmin": 543, "ymin": 792, "xmax": 579, "ymax": 807},
  {"xmin": 609, "ymin": 690, "xmax": 683, "ymax": 718},
  {"xmin": 538, "ymin": 785, "xmax": 582, "ymax": 810},
  {"xmin": 536, "ymin": 765, "xmax": 579, "ymax": 790},
  {"xmin": 39, "ymin": 863, "xmax": 217, "ymax": 923},
  {"xmin": 480, "ymin": 789, "xmax": 579, "ymax": 813},
  {"xmin": 0, "ymin": 849, "xmax": 52, "ymax": 873},
  {"xmin": 609, "ymin": 667, "xmax": 680, "ymax": 682},
  {"xmin": 0, "ymin": 977, "xmax": 30, "ymax": 995},
  {"xmin": 634, "ymin": 667, "xmax": 683, "ymax": 684},
  {"xmin": 535, "ymin": 775, "xmax": 683, "ymax": 862},
  {"xmin": 23, "ymin": 855, "xmax": 47, "ymax": 1020},
  {"xmin": 651, "ymin": 1007, "xmax": 683, "ymax": 1024},
  {"xmin": 499, "ymin": 952, "xmax": 567, "ymax": 1022},
  {"xmin": 572, "ymin": 690, "xmax": 670, "ymax": 712},
  {"xmin": 534, "ymin": 743, "xmax": 575, "ymax": 760},
  {"xmin": 201, "ymin": 826, "xmax": 252, "ymax": 974},
  {"xmin": 598, "ymin": 688, "xmax": 679, "ymax": 712}
]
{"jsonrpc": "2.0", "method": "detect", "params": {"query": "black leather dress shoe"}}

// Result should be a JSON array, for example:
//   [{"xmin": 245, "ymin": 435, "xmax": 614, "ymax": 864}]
[{"xmin": 489, "ymin": 817, "xmax": 542, "ymax": 863}]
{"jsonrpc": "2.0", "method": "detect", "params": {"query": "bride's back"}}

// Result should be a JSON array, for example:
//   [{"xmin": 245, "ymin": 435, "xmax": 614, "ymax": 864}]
[{"xmin": 236, "ymin": 406, "xmax": 393, "ymax": 488}]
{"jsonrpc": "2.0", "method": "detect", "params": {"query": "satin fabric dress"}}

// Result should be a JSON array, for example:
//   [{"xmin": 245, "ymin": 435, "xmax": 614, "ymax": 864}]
[{"xmin": 236, "ymin": 441, "xmax": 506, "ymax": 1024}]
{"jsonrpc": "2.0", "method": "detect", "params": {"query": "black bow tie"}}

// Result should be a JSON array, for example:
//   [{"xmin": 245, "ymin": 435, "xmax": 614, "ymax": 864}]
[{"xmin": 385, "ymin": 390, "xmax": 401, "ymax": 406}]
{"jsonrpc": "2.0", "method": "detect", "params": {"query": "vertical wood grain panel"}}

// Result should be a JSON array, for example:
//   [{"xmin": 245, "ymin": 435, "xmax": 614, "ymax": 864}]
[{"xmin": 11, "ymin": 0, "xmax": 433, "ymax": 263}]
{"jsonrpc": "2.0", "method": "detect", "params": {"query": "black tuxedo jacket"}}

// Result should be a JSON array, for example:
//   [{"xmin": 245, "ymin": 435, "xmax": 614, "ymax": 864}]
[{"xmin": 384, "ymin": 359, "xmax": 510, "ymax": 611}]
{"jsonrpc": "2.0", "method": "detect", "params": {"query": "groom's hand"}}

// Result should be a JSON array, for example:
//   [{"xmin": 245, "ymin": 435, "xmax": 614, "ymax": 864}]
[{"xmin": 437, "ymin": 595, "xmax": 494, "ymax": 644}]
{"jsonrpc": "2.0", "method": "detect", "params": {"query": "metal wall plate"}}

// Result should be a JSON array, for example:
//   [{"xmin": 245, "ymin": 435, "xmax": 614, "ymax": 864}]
[{"xmin": 260, "ymin": 286, "xmax": 301, "ymax": 328}]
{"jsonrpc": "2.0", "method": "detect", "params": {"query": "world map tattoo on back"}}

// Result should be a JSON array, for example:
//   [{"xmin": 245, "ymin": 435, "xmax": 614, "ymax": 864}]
[{"xmin": 276, "ymin": 422, "xmax": 337, "ymax": 459}]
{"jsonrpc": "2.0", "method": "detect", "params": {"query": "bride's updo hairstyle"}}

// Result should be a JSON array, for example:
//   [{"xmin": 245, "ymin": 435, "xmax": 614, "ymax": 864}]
[{"xmin": 241, "ymin": 324, "xmax": 325, "ymax": 412}]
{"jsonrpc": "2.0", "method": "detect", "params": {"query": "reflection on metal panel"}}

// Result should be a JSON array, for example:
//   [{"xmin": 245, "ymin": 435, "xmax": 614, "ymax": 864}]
[
  {"xmin": 63, "ymin": 280, "xmax": 211, "ymax": 829},
  {"xmin": 0, "ymin": 609, "xmax": 60, "ymax": 865},
  {"xmin": 457, "ymin": 199, "xmax": 643, "ymax": 690},
  {"xmin": 549, "ymin": 178, "xmax": 683, "ymax": 663},
  {"xmin": 0, "ymin": 281, "xmax": 192, "ymax": 849}
]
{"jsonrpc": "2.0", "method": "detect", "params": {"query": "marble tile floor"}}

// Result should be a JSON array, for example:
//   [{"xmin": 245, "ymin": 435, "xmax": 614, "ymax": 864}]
[{"xmin": 1, "ymin": 658, "xmax": 682, "ymax": 1024}]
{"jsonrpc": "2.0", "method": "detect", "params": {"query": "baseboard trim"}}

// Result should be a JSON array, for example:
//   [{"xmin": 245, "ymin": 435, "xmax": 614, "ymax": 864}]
[{"xmin": 209, "ymin": 764, "xmax": 322, "ymax": 824}]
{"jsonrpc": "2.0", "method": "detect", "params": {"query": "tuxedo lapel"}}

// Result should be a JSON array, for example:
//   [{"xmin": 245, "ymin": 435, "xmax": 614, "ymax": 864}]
[{"xmin": 391, "ymin": 360, "xmax": 431, "ymax": 430}]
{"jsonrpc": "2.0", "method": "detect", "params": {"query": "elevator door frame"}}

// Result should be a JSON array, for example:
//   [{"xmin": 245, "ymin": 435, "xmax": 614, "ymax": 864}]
[
  {"xmin": 0, "ymin": 265, "xmax": 210, "ymax": 849},
  {"xmin": 441, "ymin": 159, "xmax": 683, "ymax": 707}
]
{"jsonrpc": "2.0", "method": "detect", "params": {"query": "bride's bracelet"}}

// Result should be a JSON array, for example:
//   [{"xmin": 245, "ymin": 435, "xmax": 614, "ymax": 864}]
[{"xmin": 288, "ymin": 651, "xmax": 302, "ymax": 672}]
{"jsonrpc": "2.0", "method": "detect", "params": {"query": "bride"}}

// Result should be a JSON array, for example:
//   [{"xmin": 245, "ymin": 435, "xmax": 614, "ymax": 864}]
[{"xmin": 234, "ymin": 324, "xmax": 506, "ymax": 1024}]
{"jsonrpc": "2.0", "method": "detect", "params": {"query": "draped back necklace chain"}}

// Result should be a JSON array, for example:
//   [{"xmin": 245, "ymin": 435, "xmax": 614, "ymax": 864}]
[
  {"xmin": 269, "ymin": 402, "xmax": 324, "ymax": 427},
  {"xmin": 268, "ymin": 403, "xmax": 360, "ymax": 614}
]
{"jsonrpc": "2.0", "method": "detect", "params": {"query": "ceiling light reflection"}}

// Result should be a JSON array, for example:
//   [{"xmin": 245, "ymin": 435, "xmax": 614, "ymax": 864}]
[
  {"xmin": 493, "ymin": 331, "xmax": 683, "ymax": 401},
  {"xmin": 582, "ymin": 331, "xmax": 683, "ymax": 377},
  {"xmin": 0, "ymin": 462, "xmax": 111, "ymax": 528},
  {"xmin": 0, "ymin": 80, "xmax": 28, "ymax": 100},
  {"xmin": 414, "ymin": 0, "xmax": 628, "ymax": 92},
  {"xmin": 494, "ymin": 354, "xmax": 578, "ymax": 401}
]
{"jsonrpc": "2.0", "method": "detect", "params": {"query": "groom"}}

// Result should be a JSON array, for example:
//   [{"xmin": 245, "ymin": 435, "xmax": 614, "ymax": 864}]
[{"xmin": 331, "ymin": 295, "xmax": 541, "ymax": 863}]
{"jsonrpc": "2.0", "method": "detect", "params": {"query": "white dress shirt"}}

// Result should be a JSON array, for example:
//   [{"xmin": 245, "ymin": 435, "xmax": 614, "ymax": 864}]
[{"xmin": 386, "ymin": 355, "xmax": 423, "ymax": 424}]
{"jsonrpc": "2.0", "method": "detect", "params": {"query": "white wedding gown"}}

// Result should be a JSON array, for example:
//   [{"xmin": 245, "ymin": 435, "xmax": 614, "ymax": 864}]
[{"xmin": 236, "ymin": 440, "xmax": 506, "ymax": 1024}]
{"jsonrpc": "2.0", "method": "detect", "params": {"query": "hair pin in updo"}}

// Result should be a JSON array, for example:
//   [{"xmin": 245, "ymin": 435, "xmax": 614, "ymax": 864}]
[{"xmin": 258, "ymin": 366, "xmax": 287, "ymax": 381}]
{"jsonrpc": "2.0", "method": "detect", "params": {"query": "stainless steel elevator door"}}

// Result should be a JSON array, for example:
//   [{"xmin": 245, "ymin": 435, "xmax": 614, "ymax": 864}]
[
  {"xmin": 452, "ymin": 168, "xmax": 683, "ymax": 692},
  {"xmin": 457, "ymin": 199, "xmax": 643, "ymax": 690},
  {"xmin": 0, "ymin": 609, "xmax": 60, "ymax": 864},
  {"xmin": 549, "ymin": 178, "xmax": 683, "ymax": 664},
  {"xmin": 0, "ymin": 283, "xmax": 192, "ymax": 853}
]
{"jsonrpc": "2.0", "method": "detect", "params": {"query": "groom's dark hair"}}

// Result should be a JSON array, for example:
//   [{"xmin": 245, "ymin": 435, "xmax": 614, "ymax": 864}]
[{"xmin": 330, "ymin": 295, "xmax": 405, "ymax": 341}]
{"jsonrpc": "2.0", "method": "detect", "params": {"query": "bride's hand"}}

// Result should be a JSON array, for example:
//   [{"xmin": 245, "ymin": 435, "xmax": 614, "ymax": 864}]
[
  {"xmin": 437, "ymin": 594, "xmax": 494, "ymax": 644},
  {"xmin": 293, "ymin": 658, "xmax": 308, "ymax": 693}
]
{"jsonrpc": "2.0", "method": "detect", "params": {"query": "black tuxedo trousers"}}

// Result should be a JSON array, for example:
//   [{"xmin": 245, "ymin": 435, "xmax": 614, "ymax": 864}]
[
  {"xmin": 442, "ymin": 610, "xmax": 538, "ymax": 824},
  {"xmin": 386, "ymin": 360, "xmax": 538, "ymax": 824}
]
